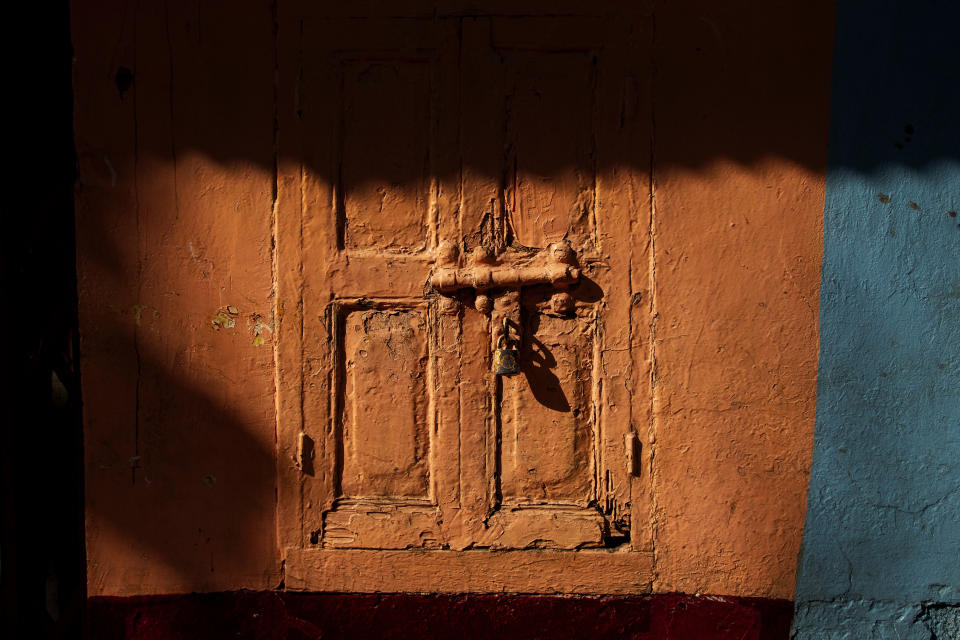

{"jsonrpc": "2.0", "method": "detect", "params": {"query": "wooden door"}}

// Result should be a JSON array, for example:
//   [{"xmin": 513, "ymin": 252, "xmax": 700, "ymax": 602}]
[{"xmin": 277, "ymin": 8, "xmax": 654, "ymax": 594}]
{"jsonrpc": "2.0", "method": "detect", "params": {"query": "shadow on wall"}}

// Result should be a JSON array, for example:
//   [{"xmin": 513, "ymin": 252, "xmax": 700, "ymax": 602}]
[
  {"xmin": 3, "ymin": 1, "xmax": 83, "ymax": 638},
  {"xmin": 792, "ymin": 0, "xmax": 960, "ymax": 637},
  {"xmin": 72, "ymin": 0, "xmax": 839, "ymax": 601}
]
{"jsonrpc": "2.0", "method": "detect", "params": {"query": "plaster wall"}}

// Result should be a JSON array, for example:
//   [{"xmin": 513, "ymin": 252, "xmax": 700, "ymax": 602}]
[
  {"xmin": 793, "ymin": 0, "xmax": 960, "ymax": 636},
  {"xmin": 74, "ymin": 0, "xmax": 831, "ymax": 600},
  {"xmin": 74, "ymin": 0, "xmax": 281, "ymax": 594}
]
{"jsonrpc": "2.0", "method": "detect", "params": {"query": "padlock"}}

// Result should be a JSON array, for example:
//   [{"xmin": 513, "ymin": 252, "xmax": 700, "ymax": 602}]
[{"xmin": 493, "ymin": 335, "xmax": 520, "ymax": 376}]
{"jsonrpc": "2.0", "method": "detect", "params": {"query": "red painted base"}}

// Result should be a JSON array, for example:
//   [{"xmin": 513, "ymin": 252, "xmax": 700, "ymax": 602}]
[{"xmin": 86, "ymin": 592, "xmax": 793, "ymax": 639}]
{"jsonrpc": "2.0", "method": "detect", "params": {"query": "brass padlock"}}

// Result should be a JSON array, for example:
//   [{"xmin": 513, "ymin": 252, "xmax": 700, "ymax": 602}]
[{"xmin": 493, "ymin": 335, "xmax": 520, "ymax": 376}]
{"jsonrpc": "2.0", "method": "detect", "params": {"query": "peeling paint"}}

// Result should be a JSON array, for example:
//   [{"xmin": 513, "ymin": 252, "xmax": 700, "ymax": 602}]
[
  {"xmin": 249, "ymin": 312, "xmax": 272, "ymax": 346},
  {"xmin": 211, "ymin": 306, "xmax": 239, "ymax": 331}
]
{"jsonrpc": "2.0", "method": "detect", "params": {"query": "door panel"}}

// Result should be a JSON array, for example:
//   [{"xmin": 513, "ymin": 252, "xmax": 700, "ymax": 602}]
[
  {"xmin": 339, "ymin": 59, "xmax": 434, "ymax": 253},
  {"xmin": 500, "ymin": 309, "xmax": 596, "ymax": 506},
  {"xmin": 504, "ymin": 50, "xmax": 598, "ymax": 251},
  {"xmin": 277, "ymin": 7, "xmax": 653, "ymax": 590},
  {"xmin": 323, "ymin": 299, "xmax": 447, "ymax": 550},
  {"xmin": 339, "ymin": 307, "xmax": 431, "ymax": 499}
]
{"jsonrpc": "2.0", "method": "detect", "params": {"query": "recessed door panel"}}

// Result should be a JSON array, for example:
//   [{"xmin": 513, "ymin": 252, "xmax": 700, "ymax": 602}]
[
  {"xmin": 340, "ymin": 307, "xmax": 430, "ymax": 499},
  {"xmin": 340, "ymin": 59, "xmax": 433, "ymax": 253},
  {"xmin": 501, "ymin": 309, "xmax": 595, "ymax": 505},
  {"xmin": 504, "ymin": 51, "xmax": 597, "ymax": 251}
]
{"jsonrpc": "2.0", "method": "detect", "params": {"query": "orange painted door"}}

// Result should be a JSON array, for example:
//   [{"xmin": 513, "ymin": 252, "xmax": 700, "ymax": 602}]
[{"xmin": 277, "ymin": 10, "xmax": 654, "ymax": 593}]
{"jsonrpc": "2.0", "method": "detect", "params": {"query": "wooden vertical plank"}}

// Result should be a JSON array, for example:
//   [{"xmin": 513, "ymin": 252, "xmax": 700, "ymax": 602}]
[
  {"xmin": 434, "ymin": 18, "xmax": 463, "ymax": 253},
  {"xmin": 295, "ymin": 14, "xmax": 342, "ymax": 546},
  {"xmin": 577, "ymin": 14, "xmax": 655, "ymax": 553},
  {"xmin": 433, "ymin": 301, "xmax": 464, "ymax": 546},
  {"xmin": 455, "ymin": 303, "xmax": 493, "ymax": 546},
  {"xmin": 432, "ymin": 21, "xmax": 466, "ymax": 547},
  {"xmin": 460, "ymin": 18, "xmax": 503, "ymax": 251},
  {"xmin": 453, "ymin": 17, "xmax": 506, "ymax": 545},
  {"xmin": 612, "ymin": 14, "xmax": 657, "ymax": 553}
]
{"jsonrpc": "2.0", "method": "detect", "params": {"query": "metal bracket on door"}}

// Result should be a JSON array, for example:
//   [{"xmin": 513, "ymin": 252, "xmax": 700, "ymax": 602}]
[
  {"xmin": 430, "ymin": 240, "xmax": 581, "ymax": 374},
  {"xmin": 431, "ymin": 241, "xmax": 580, "ymax": 308}
]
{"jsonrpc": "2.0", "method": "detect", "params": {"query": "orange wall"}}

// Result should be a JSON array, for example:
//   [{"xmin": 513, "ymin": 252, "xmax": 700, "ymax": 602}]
[
  {"xmin": 75, "ymin": 0, "xmax": 280, "ymax": 594},
  {"xmin": 74, "ymin": 0, "xmax": 832, "ymax": 598},
  {"xmin": 651, "ymin": 2, "xmax": 832, "ymax": 597}
]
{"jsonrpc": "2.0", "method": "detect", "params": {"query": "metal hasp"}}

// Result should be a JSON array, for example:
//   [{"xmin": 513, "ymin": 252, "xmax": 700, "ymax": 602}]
[
  {"xmin": 430, "ymin": 240, "xmax": 581, "ymax": 375},
  {"xmin": 430, "ymin": 242, "xmax": 580, "ymax": 297}
]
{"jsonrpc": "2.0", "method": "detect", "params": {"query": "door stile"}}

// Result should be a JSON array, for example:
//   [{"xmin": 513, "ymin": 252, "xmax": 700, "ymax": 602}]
[
  {"xmin": 453, "ymin": 17, "xmax": 502, "ymax": 547},
  {"xmin": 593, "ymin": 17, "xmax": 652, "ymax": 548}
]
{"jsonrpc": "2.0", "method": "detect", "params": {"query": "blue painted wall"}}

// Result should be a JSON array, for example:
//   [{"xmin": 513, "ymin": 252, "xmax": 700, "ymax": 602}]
[{"xmin": 793, "ymin": 0, "xmax": 960, "ymax": 637}]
